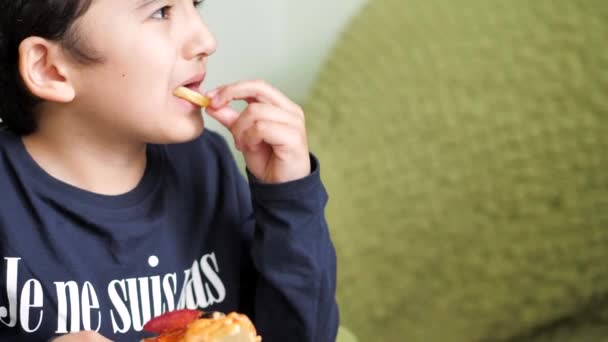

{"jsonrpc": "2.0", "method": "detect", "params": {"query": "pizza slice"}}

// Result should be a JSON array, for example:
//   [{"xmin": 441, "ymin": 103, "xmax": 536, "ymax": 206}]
[{"xmin": 141, "ymin": 309, "xmax": 261, "ymax": 342}]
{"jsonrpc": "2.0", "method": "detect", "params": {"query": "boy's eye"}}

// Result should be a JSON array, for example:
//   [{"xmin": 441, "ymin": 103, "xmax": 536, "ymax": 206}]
[
  {"xmin": 151, "ymin": 6, "xmax": 171, "ymax": 20},
  {"xmin": 150, "ymin": 1, "xmax": 205, "ymax": 20}
]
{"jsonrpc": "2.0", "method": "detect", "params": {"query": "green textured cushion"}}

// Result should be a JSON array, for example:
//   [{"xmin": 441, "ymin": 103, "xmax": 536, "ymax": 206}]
[{"xmin": 305, "ymin": 0, "xmax": 608, "ymax": 341}]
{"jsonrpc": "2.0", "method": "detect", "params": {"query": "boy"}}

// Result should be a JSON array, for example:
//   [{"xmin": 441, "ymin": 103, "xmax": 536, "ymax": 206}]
[{"xmin": 0, "ymin": 0, "xmax": 339, "ymax": 341}]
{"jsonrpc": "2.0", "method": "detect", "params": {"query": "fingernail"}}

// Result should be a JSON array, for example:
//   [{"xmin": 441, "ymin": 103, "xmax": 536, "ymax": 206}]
[
  {"xmin": 205, "ymin": 89, "xmax": 219, "ymax": 97},
  {"xmin": 211, "ymin": 95, "xmax": 223, "ymax": 108}
]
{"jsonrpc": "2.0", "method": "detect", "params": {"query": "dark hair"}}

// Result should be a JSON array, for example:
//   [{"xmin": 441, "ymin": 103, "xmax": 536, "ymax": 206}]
[{"xmin": 0, "ymin": 0, "xmax": 100, "ymax": 135}]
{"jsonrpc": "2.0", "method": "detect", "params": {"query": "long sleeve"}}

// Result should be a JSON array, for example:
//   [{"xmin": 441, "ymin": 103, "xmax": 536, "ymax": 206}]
[{"xmin": 237, "ymin": 155, "xmax": 339, "ymax": 342}]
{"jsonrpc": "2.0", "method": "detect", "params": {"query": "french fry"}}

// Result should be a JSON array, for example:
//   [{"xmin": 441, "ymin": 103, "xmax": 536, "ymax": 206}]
[{"xmin": 174, "ymin": 86, "xmax": 211, "ymax": 108}]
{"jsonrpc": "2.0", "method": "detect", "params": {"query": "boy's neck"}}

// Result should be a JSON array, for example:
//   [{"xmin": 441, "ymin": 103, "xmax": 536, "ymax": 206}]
[{"xmin": 22, "ymin": 123, "xmax": 148, "ymax": 197}]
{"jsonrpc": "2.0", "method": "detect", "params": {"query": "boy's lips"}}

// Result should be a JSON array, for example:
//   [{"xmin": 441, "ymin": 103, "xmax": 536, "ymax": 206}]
[
  {"xmin": 186, "ymin": 81, "xmax": 202, "ymax": 91},
  {"xmin": 180, "ymin": 73, "xmax": 206, "ymax": 92}
]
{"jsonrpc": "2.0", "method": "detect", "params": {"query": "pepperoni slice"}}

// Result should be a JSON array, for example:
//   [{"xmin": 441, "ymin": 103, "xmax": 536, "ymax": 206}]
[{"xmin": 143, "ymin": 309, "xmax": 202, "ymax": 334}]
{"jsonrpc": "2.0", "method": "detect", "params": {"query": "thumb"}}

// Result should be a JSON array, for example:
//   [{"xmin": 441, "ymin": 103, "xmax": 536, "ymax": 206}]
[{"xmin": 205, "ymin": 106, "xmax": 240, "ymax": 128}]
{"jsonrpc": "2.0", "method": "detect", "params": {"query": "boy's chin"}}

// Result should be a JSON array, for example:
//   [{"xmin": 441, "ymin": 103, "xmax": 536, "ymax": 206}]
[{"xmin": 152, "ymin": 118, "xmax": 205, "ymax": 144}]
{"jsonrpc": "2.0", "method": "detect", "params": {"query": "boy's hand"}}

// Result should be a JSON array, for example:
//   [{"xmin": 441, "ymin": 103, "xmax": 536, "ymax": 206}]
[
  {"xmin": 50, "ymin": 331, "xmax": 112, "ymax": 342},
  {"xmin": 205, "ymin": 80, "xmax": 311, "ymax": 184}
]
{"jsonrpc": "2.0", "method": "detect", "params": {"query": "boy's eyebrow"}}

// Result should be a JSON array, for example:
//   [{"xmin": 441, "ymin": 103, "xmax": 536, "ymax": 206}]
[{"xmin": 136, "ymin": 0, "xmax": 160, "ymax": 9}]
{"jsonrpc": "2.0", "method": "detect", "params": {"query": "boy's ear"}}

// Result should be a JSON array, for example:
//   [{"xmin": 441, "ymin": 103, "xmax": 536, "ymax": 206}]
[{"xmin": 18, "ymin": 37, "xmax": 76, "ymax": 103}]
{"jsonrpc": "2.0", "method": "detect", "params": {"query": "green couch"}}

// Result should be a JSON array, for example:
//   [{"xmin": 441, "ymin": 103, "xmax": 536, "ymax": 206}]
[{"xmin": 305, "ymin": 0, "xmax": 608, "ymax": 341}]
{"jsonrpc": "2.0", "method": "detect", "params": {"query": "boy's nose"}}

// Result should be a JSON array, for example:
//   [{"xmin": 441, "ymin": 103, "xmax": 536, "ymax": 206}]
[{"xmin": 182, "ymin": 9, "xmax": 217, "ymax": 60}]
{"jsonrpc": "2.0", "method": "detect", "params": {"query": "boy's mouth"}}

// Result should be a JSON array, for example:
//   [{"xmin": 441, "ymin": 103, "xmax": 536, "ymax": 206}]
[
  {"xmin": 185, "ymin": 81, "xmax": 202, "ymax": 91},
  {"xmin": 180, "ymin": 73, "xmax": 206, "ymax": 92}
]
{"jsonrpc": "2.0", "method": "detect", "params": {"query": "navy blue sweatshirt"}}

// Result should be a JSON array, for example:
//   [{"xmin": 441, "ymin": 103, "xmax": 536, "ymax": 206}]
[{"xmin": 0, "ymin": 130, "xmax": 338, "ymax": 341}]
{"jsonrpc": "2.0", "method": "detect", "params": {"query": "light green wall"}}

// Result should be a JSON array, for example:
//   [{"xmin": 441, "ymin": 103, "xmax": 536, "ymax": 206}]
[
  {"xmin": 203, "ymin": 0, "xmax": 366, "ymax": 102},
  {"xmin": 199, "ymin": 0, "xmax": 367, "ymax": 167}
]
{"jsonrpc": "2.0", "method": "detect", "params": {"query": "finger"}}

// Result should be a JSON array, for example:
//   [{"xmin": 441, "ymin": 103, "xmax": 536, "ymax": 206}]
[
  {"xmin": 240, "ymin": 121, "xmax": 304, "ymax": 154},
  {"xmin": 230, "ymin": 103, "xmax": 301, "ymax": 147},
  {"xmin": 204, "ymin": 105, "xmax": 241, "ymax": 128},
  {"xmin": 204, "ymin": 87, "xmax": 221, "ymax": 100},
  {"xmin": 207, "ymin": 80, "xmax": 303, "ymax": 116}
]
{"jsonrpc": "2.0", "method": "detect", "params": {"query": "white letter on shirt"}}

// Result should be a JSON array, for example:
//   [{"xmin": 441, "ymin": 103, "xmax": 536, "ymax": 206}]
[
  {"xmin": 162, "ymin": 273, "xmax": 177, "ymax": 313},
  {"xmin": 190, "ymin": 260, "xmax": 210, "ymax": 308},
  {"xmin": 0, "ymin": 257, "xmax": 20, "ymax": 328},
  {"xmin": 54, "ymin": 281, "xmax": 80, "ymax": 333},
  {"xmin": 108, "ymin": 279, "xmax": 131, "ymax": 334},
  {"xmin": 81, "ymin": 282, "xmax": 101, "ymax": 332},
  {"xmin": 20, "ymin": 279, "xmax": 43, "ymax": 332},
  {"xmin": 201, "ymin": 253, "xmax": 226, "ymax": 305}
]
